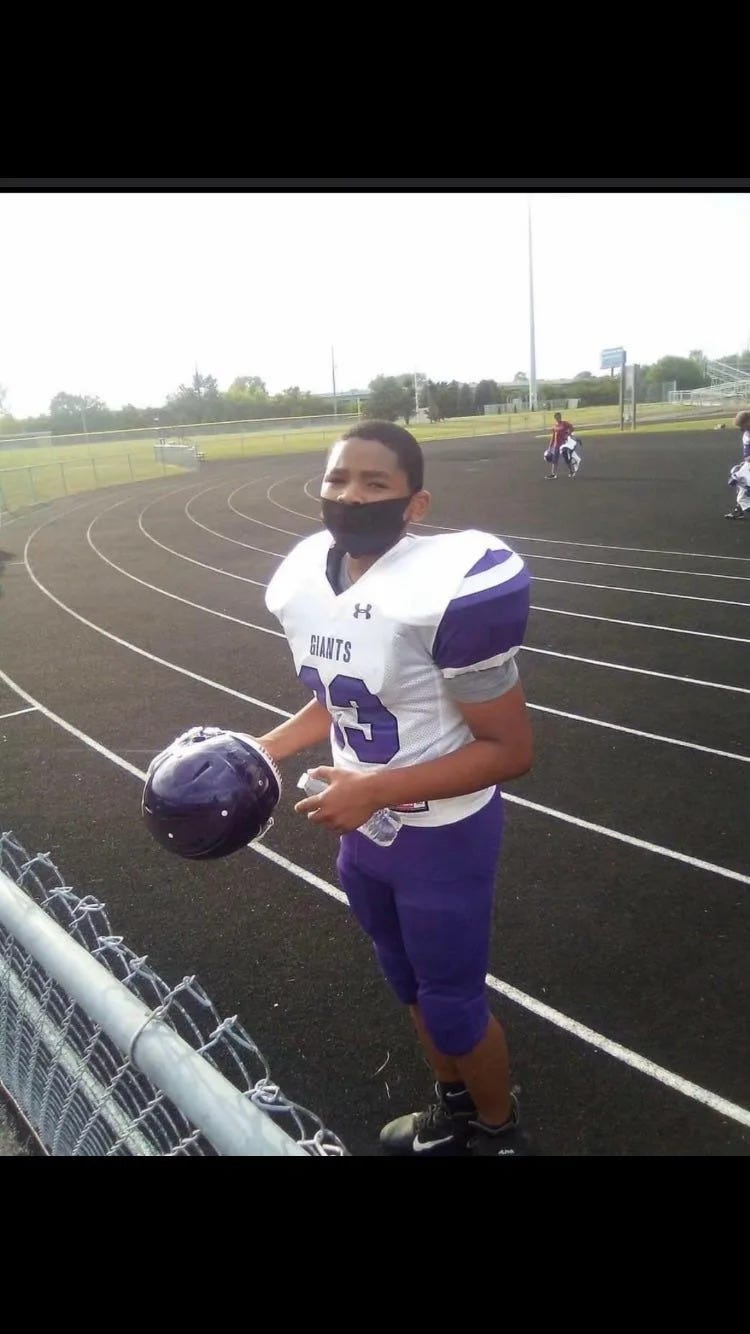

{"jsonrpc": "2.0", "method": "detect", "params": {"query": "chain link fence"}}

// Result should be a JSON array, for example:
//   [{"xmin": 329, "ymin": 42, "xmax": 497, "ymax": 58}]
[
  {"xmin": 0, "ymin": 832, "xmax": 347, "ymax": 1157},
  {"xmin": 0, "ymin": 452, "xmax": 184, "ymax": 516}
]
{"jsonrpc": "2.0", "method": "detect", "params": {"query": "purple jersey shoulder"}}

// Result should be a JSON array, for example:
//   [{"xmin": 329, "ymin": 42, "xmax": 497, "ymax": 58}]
[{"xmin": 432, "ymin": 548, "xmax": 531, "ymax": 671}]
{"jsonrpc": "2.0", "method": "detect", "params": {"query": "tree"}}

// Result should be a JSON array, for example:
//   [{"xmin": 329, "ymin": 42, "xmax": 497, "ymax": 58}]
[
  {"xmin": 565, "ymin": 378, "xmax": 618, "ymax": 407},
  {"xmin": 166, "ymin": 369, "xmax": 221, "ymax": 422},
  {"xmin": 644, "ymin": 356, "xmax": 705, "ymax": 393},
  {"xmin": 119, "ymin": 402, "xmax": 163, "ymax": 429},
  {"xmin": 574, "ymin": 371, "xmax": 593, "ymax": 380},
  {"xmin": 49, "ymin": 392, "xmax": 109, "ymax": 431},
  {"xmin": 399, "ymin": 375, "xmax": 417, "ymax": 425},
  {"xmin": 191, "ymin": 370, "xmax": 219, "ymax": 398},
  {"xmin": 367, "ymin": 374, "xmax": 414, "ymax": 422},
  {"xmin": 270, "ymin": 386, "xmax": 328, "ymax": 418},
  {"xmin": 225, "ymin": 376, "xmax": 270, "ymax": 420},
  {"xmin": 513, "ymin": 371, "xmax": 528, "ymax": 383},
  {"xmin": 424, "ymin": 381, "xmax": 444, "ymax": 422},
  {"xmin": 457, "ymin": 382, "xmax": 475, "ymax": 416},
  {"xmin": 424, "ymin": 379, "xmax": 461, "ymax": 419},
  {"xmin": 474, "ymin": 379, "xmax": 499, "ymax": 412},
  {"xmin": 227, "ymin": 375, "xmax": 268, "ymax": 400}
]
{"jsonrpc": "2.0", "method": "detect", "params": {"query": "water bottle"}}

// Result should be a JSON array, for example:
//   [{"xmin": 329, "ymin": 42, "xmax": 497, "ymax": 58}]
[{"xmin": 297, "ymin": 771, "xmax": 402, "ymax": 847}]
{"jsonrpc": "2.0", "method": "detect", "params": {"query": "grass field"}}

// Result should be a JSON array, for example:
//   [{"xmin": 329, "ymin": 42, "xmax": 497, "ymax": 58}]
[
  {"xmin": 0, "ymin": 450, "xmax": 188, "ymax": 512},
  {"xmin": 586, "ymin": 415, "xmax": 738, "ymax": 437},
  {"xmin": 1, "ymin": 402, "xmax": 743, "ymax": 516}
]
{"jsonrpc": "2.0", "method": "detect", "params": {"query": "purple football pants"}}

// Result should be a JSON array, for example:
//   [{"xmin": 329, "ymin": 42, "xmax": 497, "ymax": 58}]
[{"xmin": 336, "ymin": 789, "xmax": 503, "ymax": 1055}]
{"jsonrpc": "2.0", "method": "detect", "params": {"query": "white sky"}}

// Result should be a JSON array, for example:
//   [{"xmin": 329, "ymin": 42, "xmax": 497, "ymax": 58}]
[{"xmin": 1, "ymin": 189, "xmax": 749, "ymax": 417}]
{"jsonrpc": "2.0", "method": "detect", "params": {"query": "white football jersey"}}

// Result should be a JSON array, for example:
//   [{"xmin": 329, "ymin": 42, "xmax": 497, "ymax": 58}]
[
  {"xmin": 730, "ymin": 460, "xmax": 750, "ymax": 509},
  {"xmin": 730, "ymin": 460, "xmax": 750, "ymax": 487},
  {"xmin": 265, "ymin": 529, "xmax": 530, "ymax": 826}
]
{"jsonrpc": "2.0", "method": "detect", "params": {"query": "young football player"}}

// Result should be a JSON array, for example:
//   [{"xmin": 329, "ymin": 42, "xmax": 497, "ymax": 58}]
[
  {"xmin": 258, "ymin": 421, "xmax": 534, "ymax": 1156},
  {"xmin": 726, "ymin": 411, "xmax": 750, "ymax": 519},
  {"xmin": 545, "ymin": 411, "xmax": 575, "ymax": 478}
]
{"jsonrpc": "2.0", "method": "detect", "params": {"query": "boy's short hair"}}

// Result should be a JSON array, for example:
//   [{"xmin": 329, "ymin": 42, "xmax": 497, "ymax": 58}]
[{"xmin": 339, "ymin": 420, "xmax": 424, "ymax": 493}]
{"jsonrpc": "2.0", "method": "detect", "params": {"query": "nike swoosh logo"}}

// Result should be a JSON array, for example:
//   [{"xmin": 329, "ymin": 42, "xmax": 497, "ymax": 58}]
[{"xmin": 413, "ymin": 1134, "xmax": 455, "ymax": 1152}]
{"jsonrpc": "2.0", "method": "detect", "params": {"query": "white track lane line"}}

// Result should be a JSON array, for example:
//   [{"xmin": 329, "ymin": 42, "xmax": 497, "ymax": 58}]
[
  {"xmin": 299, "ymin": 472, "xmax": 750, "ymax": 567},
  {"xmin": 1, "ymin": 662, "xmax": 749, "ymax": 1134},
  {"xmin": 83, "ymin": 499, "xmax": 750, "ymax": 766},
  {"xmin": 87, "ymin": 499, "xmax": 285, "ymax": 640},
  {"xmin": 264, "ymin": 478, "xmax": 750, "ymax": 602},
  {"xmin": 157, "ymin": 488, "xmax": 750, "ymax": 689},
  {"xmin": 20, "ymin": 507, "xmax": 750, "ymax": 878},
  {"xmin": 417, "ymin": 518, "xmax": 750, "ymax": 564},
  {"xmin": 22, "ymin": 508, "xmax": 290, "ymax": 719}
]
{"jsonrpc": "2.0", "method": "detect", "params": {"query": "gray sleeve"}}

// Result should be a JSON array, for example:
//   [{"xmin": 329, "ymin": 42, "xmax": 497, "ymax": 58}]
[{"xmin": 443, "ymin": 655, "xmax": 519, "ymax": 703}]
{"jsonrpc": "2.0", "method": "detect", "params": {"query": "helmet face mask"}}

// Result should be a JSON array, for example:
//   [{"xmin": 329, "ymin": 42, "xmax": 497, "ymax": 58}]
[{"xmin": 142, "ymin": 728, "xmax": 282, "ymax": 860}]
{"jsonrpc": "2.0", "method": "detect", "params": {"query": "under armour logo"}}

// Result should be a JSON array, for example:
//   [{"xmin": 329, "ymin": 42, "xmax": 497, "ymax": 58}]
[{"xmin": 353, "ymin": 603, "xmax": 372, "ymax": 619}]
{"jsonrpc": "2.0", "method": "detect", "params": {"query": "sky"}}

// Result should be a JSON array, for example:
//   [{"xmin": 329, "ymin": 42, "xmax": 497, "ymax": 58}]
[{"xmin": 1, "ymin": 189, "xmax": 749, "ymax": 418}]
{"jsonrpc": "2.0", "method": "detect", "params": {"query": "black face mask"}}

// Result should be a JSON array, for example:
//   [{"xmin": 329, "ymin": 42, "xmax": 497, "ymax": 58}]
[{"xmin": 321, "ymin": 496, "xmax": 411, "ymax": 557}]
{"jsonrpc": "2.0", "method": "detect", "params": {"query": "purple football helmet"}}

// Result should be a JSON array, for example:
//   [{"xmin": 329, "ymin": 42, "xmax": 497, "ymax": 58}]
[{"xmin": 142, "ymin": 726, "xmax": 282, "ymax": 859}]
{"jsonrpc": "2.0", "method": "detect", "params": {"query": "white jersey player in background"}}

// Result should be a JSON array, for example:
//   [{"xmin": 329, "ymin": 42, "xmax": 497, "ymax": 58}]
[
  {"xmin": 259, "ymin": 421, "xmax": 533, "ymax": 1156},
  {"xmin": 726, "ymin": 410, "xmax": 750, "ymax": 519}
]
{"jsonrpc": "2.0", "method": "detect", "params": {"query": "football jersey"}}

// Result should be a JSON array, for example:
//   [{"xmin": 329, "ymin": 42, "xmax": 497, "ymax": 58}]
[
  {"xmin": 265, "ymin": 528, "xmax": 530, "ymax": 827},
  {"xmin": 730, "ymin": 460, "xmax": 750, "ymax": 507}
]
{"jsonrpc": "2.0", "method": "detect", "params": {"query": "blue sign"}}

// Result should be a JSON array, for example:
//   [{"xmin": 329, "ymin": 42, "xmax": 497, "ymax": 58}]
[{"xmin": 601, "ymin": 347, "xmax": 626, "ymax": 370}]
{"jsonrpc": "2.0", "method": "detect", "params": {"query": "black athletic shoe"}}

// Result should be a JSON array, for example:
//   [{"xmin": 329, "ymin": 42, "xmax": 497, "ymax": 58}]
[
  {"xmin": 379, "ymin": 1083, "xmax": 476, "ymax": 1156},
  {"xmin": 467, "ymin": 1096, "xmax": 529, "ymax": 1156}
]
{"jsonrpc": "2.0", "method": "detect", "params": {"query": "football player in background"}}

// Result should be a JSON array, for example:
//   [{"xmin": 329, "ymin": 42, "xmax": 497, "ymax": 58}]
[
  {"xmin": 725, "ymin": 410, "xmax": 750, "ymax": 519},
  {"xmin": 545, "ymin": 411, "xmax": 575, "ymax": 478},
  {"xmin": 258, "ymin": 421, "xmax": 534, "ymax": 1157},
  {"xmin": 735, "ymin": 409, "xmax": 750, "ymax": 461}
]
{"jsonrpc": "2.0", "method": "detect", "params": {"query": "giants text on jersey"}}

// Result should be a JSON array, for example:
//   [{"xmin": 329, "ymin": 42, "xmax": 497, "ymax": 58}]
[{"xmin": 265, "ymin": 529, "xmax": 531, "ymax": 827}]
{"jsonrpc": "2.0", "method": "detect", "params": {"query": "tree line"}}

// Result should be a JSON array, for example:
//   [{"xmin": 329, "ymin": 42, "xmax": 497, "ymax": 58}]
[{"xmin": 1, "ymin": 350, "xmax": 748, "ymax": 437}]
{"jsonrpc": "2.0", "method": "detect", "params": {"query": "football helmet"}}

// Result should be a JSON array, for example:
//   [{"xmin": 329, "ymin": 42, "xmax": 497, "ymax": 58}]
[{"xmin": 142, "ymin": 726, "xmax": 281, "ymax": 859}]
